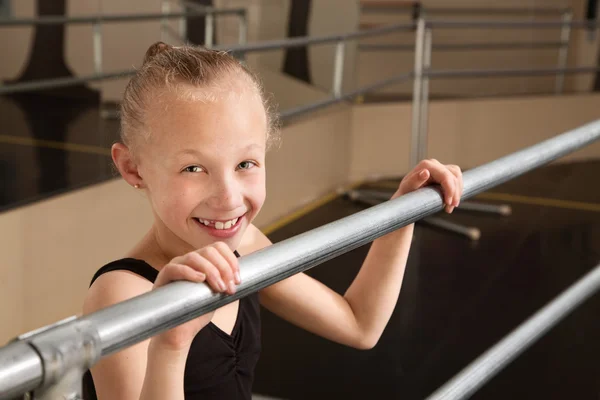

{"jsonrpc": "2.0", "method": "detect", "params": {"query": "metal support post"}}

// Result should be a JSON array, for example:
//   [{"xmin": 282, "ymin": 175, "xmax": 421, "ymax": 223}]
[
  {"xmin": 179, "ymin": 4, "xmax": 187, "ymax": 43},
  {"xmin": 161, "ymin": 1, "xmax": 170, "ymax": 43},
  {"xmin": 418, "ymin": 26, "xmax": 432, "ymax": 161},
  {"xmin": 234, "ymin": 11, "xmax": 248, "ymax": 63},
  {"xmin": 92, "ymin": 22, "xmax": 102, "ymax": 75},
  {"xmin": 238, "ymin": 11, "xmax": 247, "ymax": 45},
  {"xmin": 205, "ymin": 12, "xmax": 214, "ymax": 48},
  {"xmin": 555, "ymin": 9, "xmax": 573, "ymax": 94},
  {"xmin": 411, "ymin": 17, "xmax": 426, "ymax": 168},
  {"xmin": 332, "ymin": 41, "xmax": 346, "ymax": 98}
]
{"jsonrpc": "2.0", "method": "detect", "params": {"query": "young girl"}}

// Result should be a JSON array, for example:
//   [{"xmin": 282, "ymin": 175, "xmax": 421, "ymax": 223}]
[{"xmin": 82, "ymin": 42, "xmax": 463, "ymax": 400}]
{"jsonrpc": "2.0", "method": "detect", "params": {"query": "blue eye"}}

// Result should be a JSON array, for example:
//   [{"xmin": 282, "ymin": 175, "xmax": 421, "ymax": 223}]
[
  {"xmin": 237, "ymin": 161, "xmax": 257, "ymax": 170},
  {"xmin": 183, "ymin": 166, "xmax": 203, "ymax": 173}
]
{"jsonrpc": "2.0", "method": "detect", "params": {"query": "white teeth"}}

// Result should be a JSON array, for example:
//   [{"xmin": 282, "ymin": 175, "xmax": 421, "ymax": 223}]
[{"xmin": 199, "ymin": 217, "xmax": 240, "ymax": 229}]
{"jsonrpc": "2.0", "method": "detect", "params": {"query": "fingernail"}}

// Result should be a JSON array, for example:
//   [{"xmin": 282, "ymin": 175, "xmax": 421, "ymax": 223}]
[
  {"xmin": 448, "ymin": 206, "xmax": 454, "ymax": 213},
  {"xmin": 235, "ymin": 271, "xmax": 241, "ymax": 284},
  {"xmin": 218, "ymin": 279, "xmax": 227, "ymax": 292},
  {"xmin": 196, "ymin": 272, "xmax": 206, "ymax": 280},
  {"xmin": 228, "ymin": 280, "xmax": 236, "ymax": 293},
  {"xmin": 448, "ymin": 196, "xmax": 453, "ymax": 206}
]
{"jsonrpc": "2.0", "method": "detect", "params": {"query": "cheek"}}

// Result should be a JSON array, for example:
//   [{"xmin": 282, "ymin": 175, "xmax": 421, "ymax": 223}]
[
  {"xmin": 153, "ymin": 176, "xmax": 200, "ymax": 218},
  {"xmin": 247, "ymin": 171, "xmax": 266, "ymax": 210}
]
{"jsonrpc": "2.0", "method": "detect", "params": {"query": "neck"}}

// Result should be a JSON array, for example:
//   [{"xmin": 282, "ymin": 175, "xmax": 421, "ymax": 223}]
[
  {"xmin": 158, "ymin": 224, "xmax": 195, "ymax": 260},
  {"xmin": 134, "ymin": 224, "xmax": 195, "ymax": 269}
]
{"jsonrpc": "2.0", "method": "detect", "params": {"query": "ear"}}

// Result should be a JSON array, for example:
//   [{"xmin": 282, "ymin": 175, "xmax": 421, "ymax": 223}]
[{"xmin": 112, "ymin": 143, "xmax": 143, "ymax": 188}]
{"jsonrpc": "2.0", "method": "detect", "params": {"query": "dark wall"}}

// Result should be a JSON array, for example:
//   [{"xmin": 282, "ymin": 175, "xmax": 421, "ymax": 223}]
[{"xmin": 283, "ymin": 0, "xmax": 312, "ymax": 84}]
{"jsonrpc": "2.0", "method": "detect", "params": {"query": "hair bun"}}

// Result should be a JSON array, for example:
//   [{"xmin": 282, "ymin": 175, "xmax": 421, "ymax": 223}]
[{"xmin": 143, "ymin": 41, "xmax": 172, "ymax": 64}]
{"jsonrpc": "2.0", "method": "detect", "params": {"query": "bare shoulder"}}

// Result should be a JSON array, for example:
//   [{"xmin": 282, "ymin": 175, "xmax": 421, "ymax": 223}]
[
  {"xmin": 238, "ymin": 223, "xmax": 273, "ymax": 255},
  {"xmin": 82, "ymin": 268, "xmax": 155, "ymax": 399},
  {"xmin": 83, "ymin": 268, "xmax": 154, "ymax": 316}
]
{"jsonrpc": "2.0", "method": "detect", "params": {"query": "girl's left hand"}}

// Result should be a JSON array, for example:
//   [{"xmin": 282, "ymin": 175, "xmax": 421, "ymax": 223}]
[{"xmin": 393, "ymin": 159, "xmax": 463, "ymax": 213}]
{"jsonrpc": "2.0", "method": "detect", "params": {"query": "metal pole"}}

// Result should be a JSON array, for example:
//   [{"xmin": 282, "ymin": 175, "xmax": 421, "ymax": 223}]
[
  {"xmin": 426, "ymin": 19, "xmax": 600, "ymax": 29},
  {"xmin": 161, "ymin": 1, "xmax": 170, "ymax": 43},
  {"xmin": 425, "ymin": 65, "xmax": 600, "ymax": 79},
  {"xmin": 426, "ymin": 7, "xmax": 569, "ymax": 16},
  {"xmin": 453, "ymin": 201, "xmax": 511, "ymax": 216},
  {"xmin": 238, "ymin": 11, "xmax": 247, "ymax": 45},
  {"xmin": 92, "ymin": 22, "xmax": 102, "ymax": 75},
  {"xmin": 0, "ymin": 24, "xmax": 413, "ymax": 97},
  {"xmin": 205, "ymin": 12, "xmax": 214, "ymax": 48},
  {"xmin": 426, "ymin": 261, "xmax": 600, "ymax": 400},
  {"xmin": 419, "ymin": 217, "xmax": 481, "ymax": 241},
  {"xmin": 411, "ymin": 17, "xmax": 425, "ymax": 168},
  {"xmin": 348, "ymin": 189, "xmax": 511, "ymax": 216},
  {"xmin": 418, "ymin": 27, "xmax": 432, "ymax": 162},
  {"xmin": 555, "ymin": 9, "xmax": 573, "ymax": 94},
  {"xmin": 279, "ymin": 72, "xmax": 413, "ymax": 122},
  {"xmin": 0, "ymin": 70, "xmax": 134, "ymax": 95},
  {"xmin": 0, "ymin": 8, "xmax": 246, "ymax": 26},
  {"xmin": 332, "ymin": 41, "xmax": 346, "ymax": 98},
  {"xmin": 234, "ymin": 11, "xmax": 248, "ymax": 63},
  {"xmin": 346, "ymin": 190, "xmax": 480, "ymax": 241},
  {"xmin": 60, "ymin": 120, "xmax": 600, "ymax": 356},
  {"xmin": 0, "ymin": 120, "xmax": 600, "ymax": 398},
  {"xmin": 359, "ymin": 41, "xmax": 567, "ymax": 52},
  {"xmin": 179, "ymin": 2, "xmax": 187, "ymax": 43},
  {"xmin": 0, "ymin": 341, "xmax": 42, "ymax": 399},
  {"xmin": 360, "ymin": 5, "xmax": 570, "ymax": 16}
]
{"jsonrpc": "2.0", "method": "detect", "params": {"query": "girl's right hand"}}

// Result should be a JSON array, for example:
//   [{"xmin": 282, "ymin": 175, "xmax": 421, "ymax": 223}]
[{"xmin": 151, "ymin": 242, "xmax": 241, "ymax": 351}]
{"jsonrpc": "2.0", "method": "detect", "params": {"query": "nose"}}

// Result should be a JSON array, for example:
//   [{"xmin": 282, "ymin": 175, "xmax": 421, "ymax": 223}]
[{"xmin": 207, "ymin": 173, "xmax": 244, "ymax": 211}]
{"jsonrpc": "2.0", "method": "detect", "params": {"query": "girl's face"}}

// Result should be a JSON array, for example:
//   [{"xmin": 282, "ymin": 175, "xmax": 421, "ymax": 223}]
[{"xmin": 136, "ymin": 83, "xmax": 268, "ymax": 253}]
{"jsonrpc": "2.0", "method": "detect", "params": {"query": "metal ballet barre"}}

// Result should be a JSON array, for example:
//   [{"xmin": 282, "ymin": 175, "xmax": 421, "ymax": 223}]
[{"xmin": 426, "ymin": 260, "xmax": 600, "ymax": 400}]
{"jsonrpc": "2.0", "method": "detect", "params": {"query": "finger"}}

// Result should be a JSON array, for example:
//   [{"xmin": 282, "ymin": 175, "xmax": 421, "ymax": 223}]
[
  {"xmin": 446, "ymin": 165, "xmax": 463, "ymax": 206},
  {"xmin": 213, "ymin": 242, "xmax": 241, "ymax": 284},
  {"xmin": 422, "ymin": 162, "xmax": 456, "ymax": 206},
  {"xmin": 417, "ymin": 168, "xmax": 430, "ymax": 183},
  {"xmin": 154, "ymin": 263, "xmax": 206, "ymax": 289},
  {"xmin": 185, "ymin": 252, "xmax": 228, "ymax": 293},
  {"xmin": 418, "ymin": 160, "xmax": 457, "ymax": 209},
  {"xmin": 403, "ymin": 168, "xmax": 430, "ymax": 193},
  {"xmin": 198, "ymin": 247, "xmax": 237, "ymax": 295}
]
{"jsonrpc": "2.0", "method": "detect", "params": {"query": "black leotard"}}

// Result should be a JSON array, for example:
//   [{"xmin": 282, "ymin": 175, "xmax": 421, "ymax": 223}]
[{"xmin": 82, "ymin": 251, "xmax": 261, "ymax": 399}]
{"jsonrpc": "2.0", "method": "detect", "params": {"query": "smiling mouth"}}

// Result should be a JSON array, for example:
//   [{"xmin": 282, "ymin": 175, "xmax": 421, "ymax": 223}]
[{"xmin": 193, "ymin": 214, "xmax": 244, "ymax": 230}]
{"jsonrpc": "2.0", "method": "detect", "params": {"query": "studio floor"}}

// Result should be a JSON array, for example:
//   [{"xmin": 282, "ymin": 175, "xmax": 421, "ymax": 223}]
[{"xmin": 256, "ymin": 161, "xmax": 600, "ymax": 400}]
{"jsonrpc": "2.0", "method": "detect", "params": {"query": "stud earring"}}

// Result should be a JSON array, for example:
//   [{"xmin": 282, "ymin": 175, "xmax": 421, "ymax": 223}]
[{"xmin": 134, "ymin": 184, "xmax": 140, "ymax": 189}]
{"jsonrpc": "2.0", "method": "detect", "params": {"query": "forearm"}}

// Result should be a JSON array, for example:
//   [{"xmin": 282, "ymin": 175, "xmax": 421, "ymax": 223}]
[
  {"xmin": 344, "ymin": 223, "xmax": 414, "ymax": 346},
  {"xmin": 140, "ymin": 340, "xmax": 189, "ymax": 400}
]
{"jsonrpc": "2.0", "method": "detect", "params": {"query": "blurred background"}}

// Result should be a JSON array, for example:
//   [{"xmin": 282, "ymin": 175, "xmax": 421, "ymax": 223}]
[{"xmin": 1, "ymin": 1, "xmax": 600, "ymax": 399}]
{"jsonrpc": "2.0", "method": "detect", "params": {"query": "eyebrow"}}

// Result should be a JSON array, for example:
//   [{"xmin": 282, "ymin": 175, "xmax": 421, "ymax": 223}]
[
  {"xmin": 174, "ymin": 143, "xmax": 263, "ymax": 157},
  {"xmin": 242, "ymin": 143, "xmax": 264, "ymax": 151},
  {"xmin": 174, "ymin": 148, "xmax": 203, "ymax": 157}
]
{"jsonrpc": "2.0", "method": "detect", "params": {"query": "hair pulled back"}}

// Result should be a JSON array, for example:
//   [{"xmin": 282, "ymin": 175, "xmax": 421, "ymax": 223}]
[{"xmin": 120, "ymin": 42, "xmax": 279, "ymax": 151}]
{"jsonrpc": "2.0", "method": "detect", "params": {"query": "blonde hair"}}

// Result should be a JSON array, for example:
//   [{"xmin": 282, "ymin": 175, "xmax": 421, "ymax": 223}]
[{"xmin": 120, "ymin": 42, "xmax": 280, "ymax": 152}]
